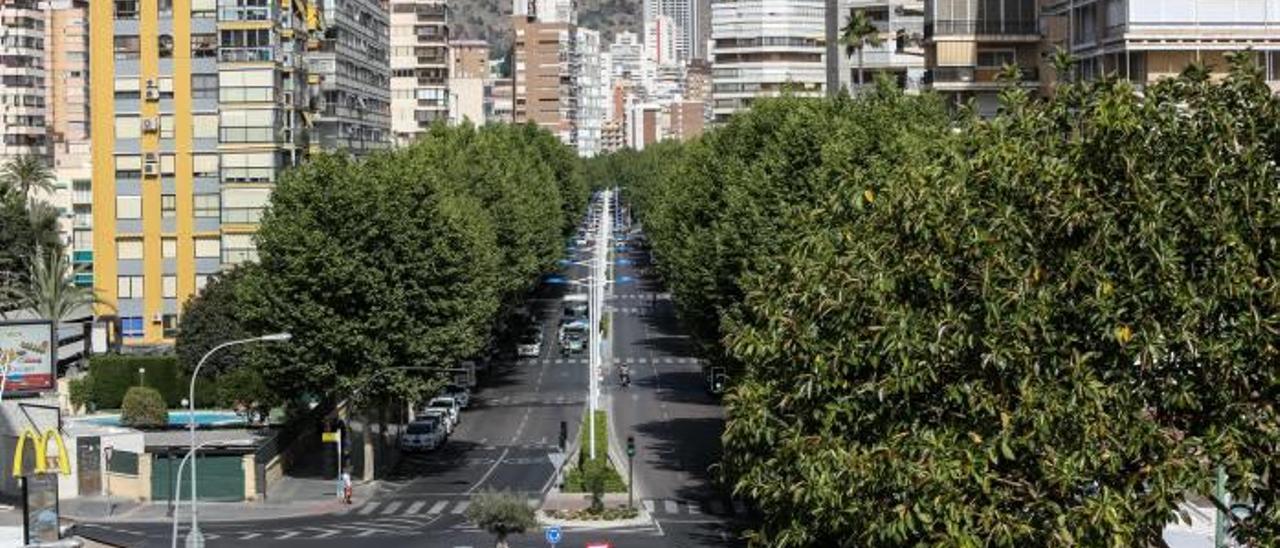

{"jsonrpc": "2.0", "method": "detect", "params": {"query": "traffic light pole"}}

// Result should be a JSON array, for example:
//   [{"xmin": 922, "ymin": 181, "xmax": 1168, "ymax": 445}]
[{"xmin": 626, "ymin": 435, "xmax": 635, "ymax": 509}]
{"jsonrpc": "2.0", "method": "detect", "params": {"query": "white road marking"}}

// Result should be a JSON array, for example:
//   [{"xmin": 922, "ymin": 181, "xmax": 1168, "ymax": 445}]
[
  {"xmin": 406, "ymin": 500, "xmax": 426, "ymax": 514},
  {"xmin": 643, "ymin": 499, "xmax": 655, "ymax": 513},
  {"xmin": 380, "ymin": 501, "xmax": 402, "ymax": 514},
  {"xmin": 428, "ymin": 501, "xmax": 449, "ymax": 514},
  {"xmin": 452, "ymin": 500, "xmax": 471, "ymax": 514},
  {"xmin": 687, "ymin": 501, "xmax": 701, "ymax": 514},
  {"xmin": 239, "ymin": 533, "xmax": 261, "ymax": 540},
  {"xmin": 664, "ymin": 500, "xmax": 679, "ymax": 513},
  {"xmin": 276, "ymin": 531, "xmax": 300, "ymax": 539},
  {"xmin": 527, "ymin": 498, "xmax": 539, "ymax": 508},
  {"xmin": 357, "ymin": 502, "xmax": 380, "ymax": 515}
]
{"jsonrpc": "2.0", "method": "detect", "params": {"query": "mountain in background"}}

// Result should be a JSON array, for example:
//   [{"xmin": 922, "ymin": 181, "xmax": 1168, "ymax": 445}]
[{"xmin": 448, "ymin": 0, "xmax": 642, "ymax": 60}]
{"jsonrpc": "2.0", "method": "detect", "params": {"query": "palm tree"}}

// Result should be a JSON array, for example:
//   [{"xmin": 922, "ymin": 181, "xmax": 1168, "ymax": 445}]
[
  {"xmin": 841, "ymin": 10, "xmax": 885, "ymax": 90},
  {"xmin": 0, "ymin": 246, "xmax": 106, "ymax": 322},
  {"xmin": 0, "ymin": 154, "xmax": 55, "ymax": 198}
]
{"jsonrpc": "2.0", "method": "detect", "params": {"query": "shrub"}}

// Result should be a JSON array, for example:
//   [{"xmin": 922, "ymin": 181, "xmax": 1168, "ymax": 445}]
[
  {"xmin": 465, "ymin": 489, "xmax": 537, "ymax": 548},
  {"xmin": 67, "ymin": 376, "xmax": 95, "ymax": 414},
  {"xmin": 120, "ymin": 386, "xmax": 168, "ymax": 429}
]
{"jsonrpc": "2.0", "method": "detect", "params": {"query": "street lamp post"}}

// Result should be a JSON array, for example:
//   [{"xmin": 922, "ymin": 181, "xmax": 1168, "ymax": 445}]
[
  {"xmin": 170, "ymin": 440, "xmax": 217, "ymax": 548},
  {"xmin": 186, "ymin": 333, "xmax": 290, "ymax": 545}
]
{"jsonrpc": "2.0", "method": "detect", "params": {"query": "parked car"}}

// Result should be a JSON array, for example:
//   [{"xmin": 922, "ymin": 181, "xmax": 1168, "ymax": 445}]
[
  {"xmin": 442, "ymin": 384, "xmax": 471, "ymax": 409},
  {"xmin": 400, "ymin": 418, "xmax": 445, "ymax": 452},
  {"xmin": 559, "ymin": 319, "xmax": 588, "ymax": 355},
  {"xmin": 419, "ymin": 408, "xmax": 453, "ymax": 435},
  {"xmin": 517, "ymin": 326, "xmax": 543, "ymax": 357},
  {"xmin": 427, "ymin": 396, "xmax": 460, "ymax": 428}
]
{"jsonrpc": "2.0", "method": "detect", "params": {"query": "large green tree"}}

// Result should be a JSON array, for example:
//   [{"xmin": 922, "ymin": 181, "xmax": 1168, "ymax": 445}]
[
  {"xmin": 629, "ymin": 58, "xmax": 1280, "ymax": 545},
  {"xmin": 0, "ymin": 154, "xmax": 55, "ymax": 197},
  {"xmin": 238, "ymin": 152, "xmax": 502, "ymax": 404},
  {"xmin": 174, "ymin": 265, "xmax": 258, "ymax": 374}
]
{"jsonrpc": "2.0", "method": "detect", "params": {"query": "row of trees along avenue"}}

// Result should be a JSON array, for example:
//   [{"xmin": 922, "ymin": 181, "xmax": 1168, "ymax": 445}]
[
  {"xmin": 604, "ymin": 55, "xmax": 1279, "ymax": 545},
  {"xmin": 176, "ymin": 123, "xmax": 587, "ymax": 447}
]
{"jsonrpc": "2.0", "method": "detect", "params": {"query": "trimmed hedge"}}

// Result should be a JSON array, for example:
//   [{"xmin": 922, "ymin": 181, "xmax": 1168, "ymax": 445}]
[{"xmin": 86, "ymin": 354, "xmax": 220, "ymax": 410}]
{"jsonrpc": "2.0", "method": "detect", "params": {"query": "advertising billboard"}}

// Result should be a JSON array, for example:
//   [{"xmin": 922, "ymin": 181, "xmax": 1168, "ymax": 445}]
[{"xmin": 0, "ymin": 320, "xmax": 55, "ymax": 393}]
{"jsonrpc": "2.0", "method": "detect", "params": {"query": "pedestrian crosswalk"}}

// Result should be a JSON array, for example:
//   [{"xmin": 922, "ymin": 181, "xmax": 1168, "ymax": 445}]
[
  {"xmin": 643, "ymin": 498, "xmax": 751, "ymax": 518},
  {"xmin": 342, "ymin": 497, "xmax": 537, "ymax": 518},
  {"xmin": 609, "ymin": 292, "xmax": 672, "ymax": 301},
  {"xmin": 517, "ymin": 356, "xmax": 702, "ymax": 366}
]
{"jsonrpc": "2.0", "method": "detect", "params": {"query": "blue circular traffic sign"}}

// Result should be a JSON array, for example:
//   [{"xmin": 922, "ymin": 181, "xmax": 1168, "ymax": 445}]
[{"xmin": 545, "ymin": 525, "xmax": 562, "ymax": 544}]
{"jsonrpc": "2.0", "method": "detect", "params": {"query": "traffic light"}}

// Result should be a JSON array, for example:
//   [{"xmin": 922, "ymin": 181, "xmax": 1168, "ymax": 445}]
[
  {"xmin": 559, "ymin": 421, "xmax": 568, "ymax": 451},
  {"xmin": 626, "ymin": 436, "xmax": 635, "ymax": 458}
]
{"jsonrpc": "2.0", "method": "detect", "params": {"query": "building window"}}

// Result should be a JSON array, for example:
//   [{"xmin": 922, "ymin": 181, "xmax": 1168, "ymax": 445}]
[
  {"xmin": 977, "ymin": 49, "xmax": 1016, "ymax": 68},
  {"xmin": 113, "ymin": 36, "xmax": 140, "ymax": 61},
  {"xmin": 73, "ymin": 230, "xmax": 92, "ymax": 250},
  {"xmin": 221, "ymin": 152, "xmax": 275, "ymax": 183},
  {"xmin": 121, "ymin": 317, "xmax": 144, "ymax": 338},
  {"xmin": 117, "ymin": 275, "xmax": 144, "ymax": 299},
  {"xmin": 193, "ymin": 114, "xmax": 218, "ymax": 139},
  {"xmin": 116, "ymin": 196, "xmax": 142, "ymax": 220},
  {"xmin": 193, "ymin": 154, "xmax": 219, "ymax": 178},
  {"xmin": 116, "ymin": 238, "xmax": 143, "ymax": 260},
  {"xmin": 157, "ymin": 0, "xmax": 173, "ymax": 16},
  {"xmin": 220, "ymin": 109, "xmax": 276, "ymax": 142},
  {"xmin": 114, "ymin": 0, "xmax": 139, "ymax": 19},
  {"xmin": 161, "ymin": 194, "xmax": 176, "ymax": 219},
  {"xmin": 115, "ymin": 155, "xmax": 142, "ymax": 179},
  {"xmin": 114, "ymin": 77, "xmax": 140, "ymax": 99},
  {"xmin": 162, "ymin": 275, "xmax": 177, "ymax": 298},
  {"xmin": 194, "ymin": 237, "xmax": 220, "ymax": 258},
  {"xmin": 195, "ymin": 275, "xmax": 210, "ymax": 292},
  {"xmin": 192, "ymin": 74, "xmax": 219, "ymax": 99},
  {"xmin": 222, "ymin": 234, "xmax": 258, "ymax": 264},
  {"xmin": 160, "ymin": 115, "xmax": 174, "ymax": 139},
  {"xmin": 191, "ymin": 34, "xmax": 217, "ymax": 59},
  {"xmin": 114, "ymin": 115, "xmax": 141, "ymax": 140},
  {"xmin": 162, "ymin": 314, "xmax": 180, "ymax": 338},
  {"xmin": 192, "ymin": 0, "xmax": 216, "ymax": 17},
  {"xmin": 162, "ymin": 237, "xmax": 177, "ymax": 258},
  {"xmin": 219, "ymin": 29, "xmax": 274, "ymax": 62},
  {"xmin": 194, "ymin": 194, "xmax": 220, "ymax": 217}
]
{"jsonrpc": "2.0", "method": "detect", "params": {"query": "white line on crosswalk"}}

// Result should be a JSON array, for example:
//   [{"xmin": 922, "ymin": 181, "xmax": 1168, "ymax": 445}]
[
  {"xmin": 688, "ymin": 502, "xmax": 701, "ymax": 514},
  {"xmin": 664, "ymin": 500, "xmax": 679, "ymax": 513},
  {"xmin": 381, "ymin": 501, "xmax": 402, "ymax": 514},
  {"xmin": 276, "ymin": 531, "xmax": 300, "ymax": 539},
  {"xmin": 527, "ymin": 498, "xmax": 539, "ymax": 508},
  {"xmin": 357, "ymin": 502, "xmax": 380, "ymax": 515},
  {"xmin": 643, "ymin": 500, "xmax": 655, "ymax": 513},
  {"xmin": 239, "ymin": 533, "xmax": 260, "ymax": 540},
  {"xmin": 406, "ymin": 501, "xmax": 426, "ymax": 514},
  {"xmin": 452, "ymin": 500, "xmax": 471, "ymax": 514},
  {"xmin": 428, "ymin": 501, "xmax": 449, "ymax": 514},
  {"xmin": 555, "ymin": 358, "xmax": 564, "ymax": 364}
]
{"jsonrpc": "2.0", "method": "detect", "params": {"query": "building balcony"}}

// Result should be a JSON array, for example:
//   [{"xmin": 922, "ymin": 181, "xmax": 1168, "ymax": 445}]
[
  {"xmin": 219, "ymin": 47, "xmax": 275, "ymax": 63},
  {"xmin": 924, "ymin": 66, "xmax": 1039, "ymax": 88},
  {"xmin": 926, "ymin": 19, "xmax": 1038, "ymax": 39},
  {"xmin": 219, "ymin": 6, "xmax": 274, "ymax": 22},
  {"xmin": 72, "ymin": 250, "xmax": 92, "ymax": 263}
]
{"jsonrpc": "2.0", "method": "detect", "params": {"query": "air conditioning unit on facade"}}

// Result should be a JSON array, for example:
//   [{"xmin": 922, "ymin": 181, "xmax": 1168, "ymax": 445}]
[
  {"xmin": 152, "ymin": 313, "xmax": 163, "ymax": 323},
  {"xmin": 143, "ymin": 162, "xmax": 159, "ymax": 176},
  {"xmin": 142, "ymin": 117, "xmax": 159, "ymax": 133},
  {"xmin": 145, "ymin": 79, "xmax": 160, "ymax": 101}
]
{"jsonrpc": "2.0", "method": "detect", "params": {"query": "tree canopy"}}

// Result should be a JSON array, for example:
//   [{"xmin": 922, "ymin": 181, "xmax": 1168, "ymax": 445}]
[
  {"xmin": 618, "ymin": 58, "xmax": 1279, "ymax": 545},
  {"xmin": 180, "ymin": 123, "xmax": 588, "ymax": 409}
]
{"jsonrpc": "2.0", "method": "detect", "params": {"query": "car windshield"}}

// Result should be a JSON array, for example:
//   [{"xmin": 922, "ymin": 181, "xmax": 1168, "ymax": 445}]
[
  {"xmin": 407, "ymin": 423, "xmax": 436, "ymax": 435},
  {"xmin": 430, "ymin": 400, "xmax": 452, "ymax": 408}
]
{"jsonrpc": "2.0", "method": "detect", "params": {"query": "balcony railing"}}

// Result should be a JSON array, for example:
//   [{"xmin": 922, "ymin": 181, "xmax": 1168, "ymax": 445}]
[
  {"xmin": 925, "ymin": 66, "xmax": 1038, "ymax": 85},
  {"xmin": 219, "ymin": 6, "xmax": 272, "ymax": 21},
  {"xmin": 221, "ymin": 207, "xmax": 265, "ymax": 225},
  {"xmin": 219, "ymin": 47, "xmax": 275, "ymax": 63},
  {"xmin": 926, "ymin": 19, "xmax": 1038, "ymax": 36}
]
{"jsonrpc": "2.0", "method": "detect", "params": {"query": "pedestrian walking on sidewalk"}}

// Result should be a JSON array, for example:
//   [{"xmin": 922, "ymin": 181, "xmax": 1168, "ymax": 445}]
[{"xmin": 341, "ymin": 469, "xmax": 353, "ymax": 505}]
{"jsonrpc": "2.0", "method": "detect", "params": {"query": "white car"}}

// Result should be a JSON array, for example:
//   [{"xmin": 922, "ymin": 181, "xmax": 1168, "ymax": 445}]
[
  {"xmin": 517, "ymin": 327, "xmax": 543, "ymax": 357},
  {"xmin": 442, "ymin": 384, "xmax": 471, "ymax": 409},
  {"xmin": 400, "ymin": 418, "xmax": 445, "ymax": 452},
  {"xmin": 420, "ymin": 408, "xmax": 453, "ymax": 435},
  {"xmin": 427, "ymin": 396, "xmax": 460, "ymax": 428}
]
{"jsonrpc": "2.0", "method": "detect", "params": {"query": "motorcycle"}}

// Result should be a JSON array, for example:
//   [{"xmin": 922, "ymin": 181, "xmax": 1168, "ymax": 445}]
[{"xmin": 619, "ymin": 367, "xmax": 631, "ymax": 388}]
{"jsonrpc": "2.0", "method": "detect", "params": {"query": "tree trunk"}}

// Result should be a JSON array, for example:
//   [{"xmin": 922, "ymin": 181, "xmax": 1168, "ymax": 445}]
[
  {"xmin": 362, "ymin": 407, "xmax": 375, "ymax": 481},
  {"xmin": 857, "ymin": 48, "xmax": 865, "ymax": 88},
  {"xmin": 495, "ymin": 532, "xmax": 509, "ymax": 548}
]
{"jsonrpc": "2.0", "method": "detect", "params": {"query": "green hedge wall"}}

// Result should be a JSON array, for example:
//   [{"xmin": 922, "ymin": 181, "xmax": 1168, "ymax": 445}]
[{"xmin": 86, "ymin": 355, "xmax": 212, "ymax": 409}]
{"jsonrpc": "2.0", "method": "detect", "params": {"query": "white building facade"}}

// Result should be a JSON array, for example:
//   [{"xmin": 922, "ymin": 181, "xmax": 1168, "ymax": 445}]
[
  {"xmin": 390, "ymin": 0, "xmax": 449, "ymax": 144},
  {"xmin": 710, "ymin": 0, "xmax": 827, "ymax": 121}
]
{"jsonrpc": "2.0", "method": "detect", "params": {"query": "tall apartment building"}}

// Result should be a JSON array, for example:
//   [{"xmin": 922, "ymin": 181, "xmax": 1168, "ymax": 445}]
[
  {"xmin": 512, "ymin": 15, "xmax": 577, "ymax": 145},
  {"xmin": 575, "ymin": 28, "xmax": 606, "ymax": 157},
  {"xmin": 645, "ymin": 0, "xmax": 696, "ymax": 62},
  {"xmin": 710, "ymin": 0, "xmax": 827, "ymax": 121},
  {"xmin": 390, "ymin": 0, "xmax": 448, "ymax": 144},
  {"xmin": 89, "ymin": 0, "xmax": 317, "ymax": 343},
  {"xmin": 647, "ymin": 14, "xmax": 681, "ymax": 69},
  {"xmin": 830, "ymin": 0, "xmax": 925, "ymax": 92},
  {"xmin": 45, "ymin": 0, "xmax": 92, "ymax": 287},
  {"xmin": 1041, "ymin": 0, "xmax": 1280, "ymax": 90},
  {"xmin": 311, "ymin": 0, "xmax": 390, "ymax": 153},
  {"xmin": 1, "ymin": 0, "xmax": 47, "ymax": 159},
  {"xmin": 609, "ymin": 31, "xmax": 644, "ymax": 79},
  {"xmin": 451, "ymin": 40, "xmax": 489, "ymax": 125},
  {"xmin": 922, "ymin": 0, "xmax": 1041, "ymax": 114}
]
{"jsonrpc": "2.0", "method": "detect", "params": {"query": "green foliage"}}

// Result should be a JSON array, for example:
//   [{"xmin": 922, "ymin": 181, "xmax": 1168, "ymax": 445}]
[
  {"xmin": 0, "ymin": 154, "xmax": 54, "ymax": 197},
  {"xmin": 88, "ymin": 355, "xmax": 185, "ymax": 409},
  {"xmin": 175, "ymin": 265, "xmax": 260, "ymax": 375},
  {"xmin": 1, "ymin": 245, "xmax": 105, "ymax": 321},
  {"xmin": 120, "ymin": 386, "xmax": 169, "ymax": 429},
  {"xmin": 563, "ymin": 411, "xmax": 626, "ymax": 493},
  {"xmin": 0, "ymin": 188, "xmax": 62, "ymax": 313},
  {"xmin": 236, "ymin": 123, "xmax": 585, "ymax": 407},
  {"xmin": 840, "ymin": 9, "xmax": 884, "ymax": 88},
  {"xmin": 629, "ymin": 57, "xmax": 1280, "ymax": 546},
  {"xmin": 68, "ymin": 376, "xmax": 94, "ymax": 413},
  {"xmin": 216, "ymin": 365, "xmax": 272, "ymax": 419},
  {"xmin": 465, "ymin": 489, "xmax": 538, "ymax": 544}
]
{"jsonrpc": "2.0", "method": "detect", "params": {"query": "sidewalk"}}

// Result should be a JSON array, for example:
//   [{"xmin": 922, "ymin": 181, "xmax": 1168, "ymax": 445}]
[{"xmin": 61, "ymin": 477, "xmax": 380, "ymax": 525}]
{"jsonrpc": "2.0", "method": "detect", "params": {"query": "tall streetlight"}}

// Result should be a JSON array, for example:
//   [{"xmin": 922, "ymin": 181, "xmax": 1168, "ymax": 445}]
[{"xmin": 185, "ymin": 333, "xmax": 290, "ymax": 547}]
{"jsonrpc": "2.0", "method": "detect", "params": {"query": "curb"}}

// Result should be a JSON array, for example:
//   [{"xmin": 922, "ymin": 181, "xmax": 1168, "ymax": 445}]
[
  {"xmin": 64, "ymin": 499, "xmax": 346, "ymax": 525},
  {"xmin": 537, "ymin": 508, "xmax": 653, "ymax": 530}
]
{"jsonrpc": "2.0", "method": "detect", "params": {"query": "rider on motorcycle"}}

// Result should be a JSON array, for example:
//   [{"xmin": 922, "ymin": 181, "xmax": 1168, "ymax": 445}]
[{"xmin": 619, "ymin": 364, "xmax": 631, "ymax": 386}]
